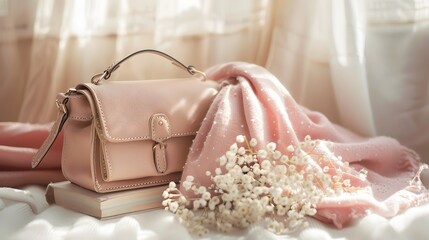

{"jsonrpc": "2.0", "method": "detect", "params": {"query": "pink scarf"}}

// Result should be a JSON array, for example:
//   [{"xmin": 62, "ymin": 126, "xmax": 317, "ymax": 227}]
[
  {"xmin": 180, "ymin": 62, "xmax": 429, "ymax": 228},
  {"xmin": 0, "ymin": 122, "xmax": 65, "ymax": 187}
]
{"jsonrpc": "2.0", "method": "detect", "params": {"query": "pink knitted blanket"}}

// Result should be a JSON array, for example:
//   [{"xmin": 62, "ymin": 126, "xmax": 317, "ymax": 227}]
[{"xmin": 180, "ymin": 62, "xmax": 429, "ymax": 228}]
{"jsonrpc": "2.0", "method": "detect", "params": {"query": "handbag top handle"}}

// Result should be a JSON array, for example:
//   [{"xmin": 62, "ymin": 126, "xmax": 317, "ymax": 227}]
[{"xmin": 91, "ymin": 49, "xmax": 207, "ymax": 84}]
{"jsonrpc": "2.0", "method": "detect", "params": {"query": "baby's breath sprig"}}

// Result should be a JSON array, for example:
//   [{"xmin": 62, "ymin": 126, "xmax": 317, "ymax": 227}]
[{"xmin": 162, "ymin": 135, "xmax": 368, "ymax": 235}]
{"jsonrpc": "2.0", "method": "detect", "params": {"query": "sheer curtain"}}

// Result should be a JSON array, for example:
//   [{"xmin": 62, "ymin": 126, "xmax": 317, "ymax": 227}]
[
  {"xmin": 266, "ymin": 0, "xmax": 429, "ymax": 162},
  {"xmin": 1, "ymin": 0, "xmax": 429, "ymax": 162},
  {"xmin": 0, "ymin": 0, "xmax": 274, "ymax": 123}
]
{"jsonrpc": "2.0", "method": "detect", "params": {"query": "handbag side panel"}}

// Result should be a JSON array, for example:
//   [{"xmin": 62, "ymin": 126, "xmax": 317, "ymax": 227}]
[{"xmin": 61, "ymin": 93, "xmax": 97, "ymax": 191}]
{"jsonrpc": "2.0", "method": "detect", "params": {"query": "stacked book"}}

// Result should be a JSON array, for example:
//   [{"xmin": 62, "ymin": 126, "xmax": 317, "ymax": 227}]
[{"xmin": 46, "ymin": 181, "xmax": 167, "ymax": 219}]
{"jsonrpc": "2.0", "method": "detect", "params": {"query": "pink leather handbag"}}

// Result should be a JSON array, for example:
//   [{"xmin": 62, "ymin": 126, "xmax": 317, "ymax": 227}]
[{"xmin": 32, "ymin": 49, "xmax": 220, "ymax": 193}]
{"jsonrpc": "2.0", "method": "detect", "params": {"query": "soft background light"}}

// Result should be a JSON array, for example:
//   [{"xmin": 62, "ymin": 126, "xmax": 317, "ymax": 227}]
[{"xmin": 0, "ymin": 0, "xmax": 428, "ymax": 162}]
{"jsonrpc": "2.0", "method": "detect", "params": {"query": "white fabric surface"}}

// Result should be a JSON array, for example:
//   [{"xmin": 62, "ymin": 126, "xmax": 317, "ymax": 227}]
[{"xmin": 1, "ymin": 185, "xmax": 429, "ymax": 240}]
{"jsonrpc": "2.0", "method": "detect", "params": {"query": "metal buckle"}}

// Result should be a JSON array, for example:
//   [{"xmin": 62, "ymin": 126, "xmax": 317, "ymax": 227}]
[
  {"xmin": 55, "ymin": 89, "xmax": 74, "ymax": 113},
  {"xmin": 187, "ymin": 65, "xmax": 207, "ymax": 81}
]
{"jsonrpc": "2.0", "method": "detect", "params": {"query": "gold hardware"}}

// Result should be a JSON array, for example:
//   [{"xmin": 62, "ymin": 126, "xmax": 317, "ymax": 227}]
[
  {"xmin": 91, "ymin": 71, "xmax": 108, "ymax": 85},
  {"xmin": 55, "ymin": 99, "xmax": 68, "ymax": 113},
  {"xmin": 55, "ymin": 91, "xmax": 72, "ymax": 114},
  {"xmin": 67, "ymin": 88, "xmax": 77, "ymax": 95},
  {"xmin": 187, "ymin": 66, "xmax": 207, "ymax": 81}
]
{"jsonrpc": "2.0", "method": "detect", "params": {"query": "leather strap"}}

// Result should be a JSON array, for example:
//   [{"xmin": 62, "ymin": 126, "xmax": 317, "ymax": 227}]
[
  {"xmin": 31, "ymin": 94, "xmax": 69, "ymax": 168},
  {"xmin": 91, "ymin": 49, "xmax": 206, "ymax": 84},
  {"xmin": 150, "ymin": 114, "xmax": 170, "ymax": 174},
  {"xmin": 153, "ymin": 143, "xmax": 167, "ymax": 174}
]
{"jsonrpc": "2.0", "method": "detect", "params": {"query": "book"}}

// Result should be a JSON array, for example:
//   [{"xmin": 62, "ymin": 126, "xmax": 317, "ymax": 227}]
[{"xmin": 45, "ymin": 181, "xmax": 167, "ymax": 219}]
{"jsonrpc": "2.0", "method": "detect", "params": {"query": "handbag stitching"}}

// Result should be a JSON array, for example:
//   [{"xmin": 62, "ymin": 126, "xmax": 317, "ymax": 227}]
[
  {"xmin": 95, "ymin": 179, "xmax": 102, "ymax": 191},
  {"xmin": 151, "ymin": 114, "xmax": 171, "ymax": 141},
  {"xmin": 102, "ymin": 140, "xmax": 113, "ymax": 181},
  {"xmin": 69, "ymin": 116, "xmax": 93, "ymax": 120},
  {"xmin": 171, "ymin": 132, "xmax": 197, "ymax": 137},
  {"xmin": 102, "ymin": 176, "xmax": 180, "ymax": 191},
  {"xmin": 155, "ymin": 145, "xmax": 161, "ymax": 173}
]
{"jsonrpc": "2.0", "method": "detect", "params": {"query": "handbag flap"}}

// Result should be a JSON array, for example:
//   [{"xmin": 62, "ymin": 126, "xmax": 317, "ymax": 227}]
[{"xmin": 77, "ymin": 78, "xmax": 219, "ymax": 143}]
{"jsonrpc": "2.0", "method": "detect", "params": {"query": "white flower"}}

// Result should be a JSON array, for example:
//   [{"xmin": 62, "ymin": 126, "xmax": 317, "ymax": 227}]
[
  {"xmin": 225, "ymin": 162, "xmax": 235, "ymax": 170},
  {"xmin": 236, "ymin": 135, "xmax": 245, "ymax": 143},
  {"xmin": 199, "ymin": 199, "xmax": 207, "ymax": 207},
  {"xmin": 198, "ymin": 186, "xmax": 207, "ymax": 194},
  {"xmin": 169, "ymin": 182, "xmax": 176, "ymax": 189},
  {"xmin": 230, "ymin": 143, "xmax": 238, "ymax": 153},
  {"xmin": 266, "ymin": 142, "xmax": 277, "ymax": 151},
  {"xmin": 162, "ymin": 190, "xmax": 169, "ymax": 199},
  {"xmin": 238, "ymin": 147, "xmax": 246, "ymax": 155},
  {"xmin": 193, "ymin": 200, "xmax": 201, "ymax": 210},
  {"xmin": 186, "ymin": 176, "xmax": 194, "ymax": 182},
  {"xmin": 162, "ymin": 199, "xmax": 170, "ymax": 206},
  {"xmin": 333, "ymin": 175, "xmax": 341, "ymax": 182},
  {"xmin": 253, "ymin": 166, "xmax": 261, "ymax": 175},
  {"xmin": 245, "ymin": 155, "xmax": 254, "ymax": 164},
  {"xmin": 253, "ymin": 187, "xmax": 263, "ymax": 195},
  {"xmin": 182, "ymin": 181, "xmax": 192, "ymax": 190},
  {"xmin": 274, "ymin": 165, "xmax": 287, "ymax": 175},
  {"xmin": 265, "ymin": 205, "xmax": 274, "ymax": 212},
  {"xmin": 280, "ymin": 155, "xmax": 289, "ymax": 163},
  {"xmin": 163, "ymin": 134, "xmax": 364, "ymax": 236},
  {"xmin": 211, "ymin": 196, "xmax": 220, "ymax": 205},
  {"xmin": 178, "ymin": 196, "xmax": 186, "ymax": 203},
  {"xmin": 277, "ymin": 206, "xmax": 286, "ymax": 216},
  {"xmin": 209, "ymin": 202, "xmax": 216, "ymax": 210},
  {"xmin": 271, "ymin": 187, "xmax": 283, "ymax": 198},
  {"xmin": 169, "ymin": 201, "xmax": 179, "ymax": 213},
  {"xmin": 242, "ymin": 166, "xmax": 250, "ymax": 173},
  {"xmin": 219, "ymin": 155, "xmax": 227, "ymax": 166},
  {"xmin": 343, "ymin": 179, "xmax": 351, "ymax": 187},
  {"xmin": 273, "ymin": 151, "xmax": 282, "ymax": 159},
  {"xmin": 249, "ymin": 138, "xmax": 258, "ymax": 147},
  {"xmin": 237, "ymin": 157, "xmax": 245, "ymax": 165},
  {"xmin": 304, "ymin": 135, "xmax": 312, "ymax": 142},
  {"xmin": 261, "ymin": 196, "xmax": 269, "ymax": 205},
  {"xmin": 261, "ymin": 160, "xmax": 271, "ymax": 170},
  {"xmin": 257, "ymin": 149, "xmax": 268, "ymax": 158},
  {"xmin": 306, "ymin": 208, "xmax": 317, "ymax": 216},
  {"xmin": 226, "ymin": 151, "xmax": 236, "ymax": 161}
]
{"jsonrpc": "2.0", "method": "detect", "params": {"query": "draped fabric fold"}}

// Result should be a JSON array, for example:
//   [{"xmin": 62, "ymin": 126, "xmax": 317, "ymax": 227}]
[
  {"xmin": 0, "ymin": 122, "xmax": 65, "ymax": 187},
  {"xmin": 180, "ymin": 62, "xmax": 429, "ymax": 228}
]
